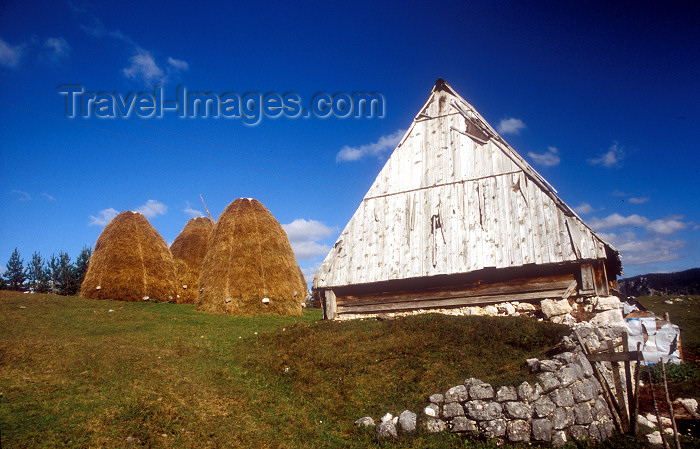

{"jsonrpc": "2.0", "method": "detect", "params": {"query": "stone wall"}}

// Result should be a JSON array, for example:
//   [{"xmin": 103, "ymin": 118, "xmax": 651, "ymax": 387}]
[{"xmin": 358, "ymin": 324, "xmax": 627, "ymax": 446}]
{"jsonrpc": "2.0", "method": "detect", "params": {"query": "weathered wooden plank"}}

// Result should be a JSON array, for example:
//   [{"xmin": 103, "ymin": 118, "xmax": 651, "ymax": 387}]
[
  {"xmin": 337, "ymin": 288, "xmax": 567, "ymax": 314},
  {"xmin": 580, "ymin": 263, "xmax": 595, "ymax": 292},
  {"xmin": 324, "ymin": 289, "xmax": 337, "ymax": 320},
  {"xmin": 337, "ymin": 274, "xmax": 575, "ymax": 306}
]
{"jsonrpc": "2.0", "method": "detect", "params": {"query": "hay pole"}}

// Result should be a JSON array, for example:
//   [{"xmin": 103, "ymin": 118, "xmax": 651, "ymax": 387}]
[
  {"xmin": 200, "ymin": 194, "xmax": 214, "ymax": 222},
  {"xmin": 649, "ymin": 368, "xmax": 672, "ymax": 449},
  {"xmin": 661, "ymin": 361, "xmax": 681, "ymax": 449}
]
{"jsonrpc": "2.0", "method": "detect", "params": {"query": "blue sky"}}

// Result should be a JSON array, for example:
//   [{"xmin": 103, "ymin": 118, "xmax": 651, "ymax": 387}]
[{"xmin": 0, "ymin": 0, "xmax": 698, "ymax": 282}]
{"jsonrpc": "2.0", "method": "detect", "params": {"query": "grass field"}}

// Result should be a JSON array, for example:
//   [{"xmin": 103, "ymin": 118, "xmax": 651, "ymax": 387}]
[{"xmin": 0, "ymin": 291, "xmax": 697, "ymax": 448}]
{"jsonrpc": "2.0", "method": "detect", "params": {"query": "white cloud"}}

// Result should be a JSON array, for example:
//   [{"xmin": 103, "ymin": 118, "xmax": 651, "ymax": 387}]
[
  {"xmin": 646, "ymin": 216, "xmax": 688, "ymax": 235},
  {"xmin": 135, "ymin": 199, "xmax": 167, "ymax": 218},
  {"xmin": 588, "ymin": 213, "xmax": 648, "ymax": 230},
  {"xmin": 589, "ymin": 213, "xmax": 691, "ymax": 236},
  {"xmin": 40, "ymin": 192, "xmax": 55, "ymax": 201},
  {"xmin": 336, "ymin": 129, "xmax": 405, "ymax": 162},
  {"xmin": 527, "ymin": 146, "xmax": 560, "ymax": 167},
  {"xmin": 11, "ymin": 189, "xmax": 30, "ymax": 201},
  {"xmin": 629, "ymin": 197, "xmax": 649, "ymax": 204},
  {"xmin": 573, "ymin": 203, "xmax": 595, "ymax": 215},
  {"xmin": 600, "ymin": 231, "xmax": 685, "ymax": 265},
  {"xmin": 89, "ymin": 208, "xmax": 119, "ymax": 226},
  {"xmin": 300, "ymin": 262, "xmax": 322, "ymax": 285},
  {"xmin": 588, "ymin": 142, "xmax": 624, "ymax": 168},
  {"xmin": 496, "ymin": 118, "xmax": 526, "ymax": 135},
  {"xmin": 183, "ymin": 201, "xmax": 203, "ymax": 218},
  {"xmin": 42, "ymin": 37, "xmax": 71, "ymax": 63},
  {"xmin": 282, "ymin": 218, "xmax": 336, "ymax": 260},
  {"xmin": 123, "ymin": 48, "xmax": 164, "ymax": 85},
  {"xmin": 0, "ymin": 38, "xmax": 23, "ymax": 67},
  {"xmin": 167, "ymin": 57, "xmax": 188, "ymax": 71}
]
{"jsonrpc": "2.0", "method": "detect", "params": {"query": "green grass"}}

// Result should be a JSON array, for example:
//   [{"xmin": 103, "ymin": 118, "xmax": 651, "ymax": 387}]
[{"xmin": 0, "ymin": 291, "xmax": 694, "ymax": 448}]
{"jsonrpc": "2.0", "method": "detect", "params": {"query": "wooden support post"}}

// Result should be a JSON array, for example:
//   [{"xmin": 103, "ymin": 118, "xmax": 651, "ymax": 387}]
[
  {"xmin": 324, "ymin": 289, "xmax": 337, "ymax": 320},
  {"xmin": 649, "ymin": 371, "xmax": 671, "ymax": 449},
  {"xmin": 622, "ymin": 332, "xmax": 635, "ymax": 429},
  {"xmin": 661, "ymin": 361, "xmax": 682, "ymax": 449},
  {"xmin": 632, "ymin": 342, "xmax": 642, "ymax": 436},
  {"xmin": 574, "ymin": 331, "xmax": 625, "ymax": 434},
  {"xmin": 607, "ymin": 339, "xmax": 631, "ymax": 432}
]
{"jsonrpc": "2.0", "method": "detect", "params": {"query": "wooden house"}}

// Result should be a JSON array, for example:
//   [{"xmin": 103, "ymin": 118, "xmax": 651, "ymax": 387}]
[{"xmin": 312, "ymin": 79, "xmax": 621, "ymax": 319}]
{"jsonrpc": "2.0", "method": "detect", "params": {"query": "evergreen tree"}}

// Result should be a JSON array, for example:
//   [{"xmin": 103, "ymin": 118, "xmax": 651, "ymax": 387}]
[
  {"xmin": 73, "ymin": 245, "xmax": 92, "ymax": 293},
  {"xmin": 27, "ymin": 251, "xmax": 45, "ymax": 292},
  {"xmin": 37, "ymin": 266, "xmax": 51, "ymax": 293},
  {"xmin": 47, "ymin": 254, "xmax": 61, "ymax": 294},
  {"xmin": 56, "ymin": 251, "xmax": 76, "ymax": 295},
  {"xmin": 3, "ymin": 248, "xmax": 27, "ymax": 291}
]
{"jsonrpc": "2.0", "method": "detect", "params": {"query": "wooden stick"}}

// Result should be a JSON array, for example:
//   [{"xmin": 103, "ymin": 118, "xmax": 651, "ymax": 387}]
[
  {"xmin": 608, "ymin": 339, "xmax": 631, "ymax": 432},
  {"xmin": 200, "ymin": 194, "xmax": 214, "ymax": 222},
  {"xmin": 649, "ymin": 369, "xmax": 671, "ymax": 449},
  {"xmin": 623, "ymin": 332, "xmax": 635, "ymax": 429},
  {"xmin": 660, "ymin": 361, "xmax": 681, "ymax": 449},
  {"xmin": 574, "ymin": 331, "xmax": 625, "ymax": 434},
  {"xmin": 632, "ymin": 342, "xmax": 642, "ymax": 436}
]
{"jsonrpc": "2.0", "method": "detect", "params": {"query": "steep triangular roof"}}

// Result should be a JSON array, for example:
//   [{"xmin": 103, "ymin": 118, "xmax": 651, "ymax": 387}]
[{"xmin": 314, "ymin": 80, "xmax": 619, "ymax": 289}]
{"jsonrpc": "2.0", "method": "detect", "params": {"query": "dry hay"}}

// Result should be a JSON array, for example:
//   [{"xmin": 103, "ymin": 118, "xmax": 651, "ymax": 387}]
[
  {"xmin": 170, "ymin": 217, "xmax": 214, "ymax": 304},
  {"xmin": 80, "ymin": 211, "xmax": 177, "ymax": 302},
  {"xmin": 197, "ymin": 198, "xmax": 305, "ymax": 316}
]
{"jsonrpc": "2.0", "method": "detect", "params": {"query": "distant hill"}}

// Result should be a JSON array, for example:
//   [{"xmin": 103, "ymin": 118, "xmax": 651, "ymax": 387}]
[{"xmin": 619, "ymin": 268, "xmax": 700, "ymax": 297}]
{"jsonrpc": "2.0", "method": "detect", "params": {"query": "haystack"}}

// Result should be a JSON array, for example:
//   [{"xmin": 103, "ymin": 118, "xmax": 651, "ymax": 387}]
[
  {"xmin": 170, "ymin": 216, "xmax": 214, "ymax": 303},
  {"xmin": 197, "ymin": 198, "xmax": 305, "ymax": 316},
  {"xmin": 81, "ymin": 211, "xmax": 177, "ymax": 302}
]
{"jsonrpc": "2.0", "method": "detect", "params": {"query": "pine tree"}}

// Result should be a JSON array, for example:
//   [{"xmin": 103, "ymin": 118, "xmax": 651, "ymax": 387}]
[
  {"xmin": 56, "ymin": 251, "xmax": 76, "ymax": 295},
  {"xmin": 47, "ymin": 254, "xmax": 61, "ymax": 294},
  {"xmin": 27, "ymin": 251, "xmax": 45, "ymax": 292},
  {"xmin": 3, "ymin": 248, "xmax": 27, "ymax": 291},
  {"xmin": 73, "ymin": 245, "xmax": 92, "ymax": 293},
  {"xmin": 37, "ymin": 266, "xmax": 51, "ymax": 293}
]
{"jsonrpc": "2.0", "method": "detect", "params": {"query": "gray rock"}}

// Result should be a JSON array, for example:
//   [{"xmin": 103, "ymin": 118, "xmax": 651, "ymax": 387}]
[
  {"xmin": 376, "ymin": 420, "xmax": 398, "ymax": 439},
  {"xmin": 590, "ymin": 309, "xmax": 624, "ymax": 325},
  {"xmin": 550, "ymin": 407, "xmax": 575, "ymax": 430},
  {"xmin": 577, "ymin": 353, "xmax": 593, "ymax": 377},
  {"xmin": 483, "ymin": 305, "xmax": 498, "ymax": 316},
  {"xmin": 595, "ymin": 296, "xmax": 621, "ymax": 311},
  {"xmin": 424, "ymin": 418, "xmax": 447, "ymax": 433},
  {"xmin": 504, "ymin": 401, "xmax": 532, "ymax": 420},
  {"xmin": 534, "ymin": 395, "xmax": 557, "ymax": 418},
  {"xmin": 450, "ymin": 416, "xmax": 477, "ymax": 433},
  {"xmin": 531, "ymin": 418, "xmax": 552, "ymax": 441},
  {"xmin": 569, "ymin": 425, "xmax": 589, "ymax": 441},
  {"xmin": 465, "ymin": 400, "xmax": 502, "ymax": 421},
  {"xmin": 354, "ymin": 416, "xmax": 375, "ymax": 427},
  {"xmin": 600, "ymin": 416, "xmax": 615, "ymax": 438},
  {"xmin": 537, "ymin": 372, "xmax": 560, "ymax": 393},
  {"xmin": 480, "ymin": 419, "xmax": 507, "ymax": 438},
  {"xmin": 574, "ymin": 402, "xmax": 593, "ymax": 425},
  {"xmin": 517, "ymin": 381, "xmax": 536, "ymax": 402},
  {"xmin": 571, "ymin": 379, "xmax": 596, "ymax": 403},
  {"xmin": 538, "ymin": 359, "xmax": 563, "ymax": 372},
  {"xmin": 555, "ymin": 366, "xmax": 578, "ymax": 387},
  {"xmin": 526, "ymin": 358, "xmax": 540, "ymax": 372},
  {"xmin": 398, "ymin": 410, "xmax": 417, "ymax": 434},
  {"xmin": 380, "ymin": 413, "xmax": 394, "ymax": 422},
  {"xmin": 541, "ymin": 298, "xmax": 573, "ymax": 318},
  {"xmin": 498, "ymin": 302, "xmax": 516, "ymax": 315},
  {"xmin": 428, "ymin": 393, "xmax": 444, "ymax": 404},
  {"xmin": 444, "ymin": 384, "xmax": 468, "ymax": 403},
  {"xmin": 424, "ymin": 403, "xmax": 440, "ymax": 417},
  {"xmin": 469, "ymin": 383, "xmax": 494, "ymax": 400},
  {"xmin": 559, "ymin": 335, "xmax": 577, "ymax": 350},
  {"xmin": 587, "ymin": 422, "xmax": 603, "ymax": 441},
  {"xmin": 442, "ymin": 402, "xmax": 465, "ymax": 418},
  {"xmin": 553, "ymin": 351, "xmax": 578, "ymax": 365},
  {"xmin": 507, "ymin": 420, "xmax": 530, "ymax": 442},
  {"xmin": 550, "ymin": 388, "xmax": 575, "ymax": 407},
  {"xmin": 496, "ymin": 386, "xmax": 518, "ymax": 402},
  {"xmin": 551, "ymin": 430, "xmax": 567, "ymax": 447},
  {"xmin": 464, "ymin": 377, "xmax": 483, "ymax": 390}
]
